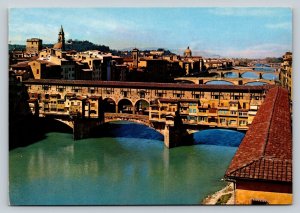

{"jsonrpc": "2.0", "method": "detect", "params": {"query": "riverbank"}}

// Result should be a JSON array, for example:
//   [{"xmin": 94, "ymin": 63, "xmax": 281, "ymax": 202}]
[{"xmin": 201, "ymin": 183, "xmax": 234, "ymax": 205}]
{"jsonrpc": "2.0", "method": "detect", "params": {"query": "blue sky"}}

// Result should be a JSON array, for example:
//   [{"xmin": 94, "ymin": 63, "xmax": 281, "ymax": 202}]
[{"xmin": 9, "ymin": 8, "xmax": 292, "ymax": 58}]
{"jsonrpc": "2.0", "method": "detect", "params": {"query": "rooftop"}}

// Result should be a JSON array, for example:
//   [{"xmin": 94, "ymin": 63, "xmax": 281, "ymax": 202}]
[
  {"xmin": 26, "ymin": 38, "xmax": 42, "ymax": 42},
  {"xmin": 23, "ymin": 79, "xmax": 273, "ymax": 92},
  {"xmin": 225, "ymin": 87, "xmax": 292, "ymax": 183}
]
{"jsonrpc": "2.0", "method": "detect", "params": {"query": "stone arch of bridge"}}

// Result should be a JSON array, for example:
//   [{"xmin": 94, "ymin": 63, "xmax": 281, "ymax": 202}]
[
  {"xmin": 134, "ymin": 99, "xmax": 150, "ymax": 115},
  {"xmin": 243, "ymin": 81, "xmax": 268, "ymax": 86},
  {"xmin": 209, "ymin": 71, "xmax": 222, "ymax": 77},
  {"xmin": 204, "ymin": 80, "xmax": 234, "ymax": 85},
  {"xmin": 103, "ymin": 97, "xmax": 117, "ymax": 113},
  {"xmin": 240, "ymin": 71, "xmax": 260, "ymax": 78},
  {"xmin": 90, "ymin": 116, "xmax": 164, "ymax": 140},
  {"xmin": 54, "ymin": 118, "xmax": 74, "ymax": 129},
  {"xmin": 117, "ymin": 98, "xmax": 134, "ymax": 114},
  {"xmin": 175, "ymin": 79, "xmax": 196, "ymax": 84},
  {"xmin": 102, "ymin": 117, "xmax": 164, "ymax": 136}
]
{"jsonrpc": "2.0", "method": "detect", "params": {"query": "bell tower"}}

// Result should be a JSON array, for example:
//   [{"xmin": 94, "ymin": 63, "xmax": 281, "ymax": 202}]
[{"xmin": 58, "ymin": 25, "xmax": 65, "ymax": 51}]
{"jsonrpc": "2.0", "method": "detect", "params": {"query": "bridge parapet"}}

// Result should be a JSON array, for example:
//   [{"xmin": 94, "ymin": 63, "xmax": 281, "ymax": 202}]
[{"xmin": 104, "ymin": 113, "xmax": 150, "ymax": 125}]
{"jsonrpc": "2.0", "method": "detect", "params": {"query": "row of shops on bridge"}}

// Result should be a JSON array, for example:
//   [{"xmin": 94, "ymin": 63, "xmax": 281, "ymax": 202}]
[
  {"xmin": 149, "ymin": 97, "xmax": 261, "ymax": 130},
  {"xmin": 27, "ymin": 91, "xmax": 263, "ymax": 131}
]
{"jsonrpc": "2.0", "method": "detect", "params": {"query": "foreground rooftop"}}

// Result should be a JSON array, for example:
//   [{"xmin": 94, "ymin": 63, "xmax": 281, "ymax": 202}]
[{"xmin": 225, "ymin": 87, "xmax": 292, "ymax": 182}]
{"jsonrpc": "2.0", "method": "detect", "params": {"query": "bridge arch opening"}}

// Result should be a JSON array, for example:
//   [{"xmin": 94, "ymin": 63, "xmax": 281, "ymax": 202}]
[
  {"xmin": 90, "ymin": 120, "xmax": 163, "ymax": 141},
  {"xmin": 192, "ymin": 128, "xmax": 245, "ymax": 147},
  {"xmin": 118, "ymin": 99, "xmax": 134, "ymax": 114},
  {"xmin": 135, "ymin": 99, "xmax": 150, "ymax": 115},
  {"xmin": 241, "ymin": 71, "xmax": 260, "ymax": 79},
  {"xmin": 103, "ymin": 98, "xmax": 117, "ymax": 113},
  {"xmin": 209, "ymin": 72, "xmax": 221, "ymax": 77},
  {"xmin": 205, "ymin": 80, "xmax": 234, "ymax": 85}
]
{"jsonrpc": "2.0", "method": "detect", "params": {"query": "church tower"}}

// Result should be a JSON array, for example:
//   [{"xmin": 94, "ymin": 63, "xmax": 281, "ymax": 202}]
[
  {"xmin": 53, "ymin": 25, "xmax": 65, "ymax": 51},
  {"xmin": 58, "ymin": 25, "xmax": 65, "ymax": 51}
]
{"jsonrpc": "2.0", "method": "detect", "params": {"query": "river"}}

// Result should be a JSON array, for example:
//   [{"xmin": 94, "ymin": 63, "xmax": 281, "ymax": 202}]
[{"xmin": 9, "ymin": 121, "xmax": 244, "ymax": 205}]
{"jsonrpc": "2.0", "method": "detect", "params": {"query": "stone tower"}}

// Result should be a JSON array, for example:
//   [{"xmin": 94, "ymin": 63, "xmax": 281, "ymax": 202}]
[
  {"xmin": 26, "ymin": 38, "xmax": 42, "ymax": 55},
  {"xmin": 132, "ymin": 48, "xmax": 139, "ymax": 69},
  {"xmin": 53, "ymin": 25, "xmax": 65, "ymax": 51}
]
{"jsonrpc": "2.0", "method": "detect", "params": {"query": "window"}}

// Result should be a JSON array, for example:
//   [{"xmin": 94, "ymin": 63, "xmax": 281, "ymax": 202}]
[
  {"xmin": 42, "ymin": 85, "xmax": 50, "ymax": 90},
  {"xmin": 239, "ymin": 120, "xmax": 247, "ymax": 125},
  {"xmin": 198, "ymin": 117, "xmax": 207, "ymax": 122},
  {"xmin": 155, "ymin": 90, "xmax": 166, "ymax": 98},
  {"xmin": 189, "ymin": 109, "xmax": 196, "ymax": 113},
  {"xmin": 36, "ymin": 69, "xmax": 39, "ymax": 74},
  {"xmin": 239, "ymin": 111, "xmax": 247, "ymax": 117},
  {"xmin": 220, "ymin": 118, "xmax": 226, "ymax": 124}
]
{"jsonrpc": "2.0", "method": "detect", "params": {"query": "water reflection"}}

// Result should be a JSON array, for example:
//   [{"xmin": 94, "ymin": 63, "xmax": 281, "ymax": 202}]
[
  {"xmin": 10, "ymin": 123, "xmax": 241, "ymax": 205},
  {"xmin": 193, "ymin": 129, "xmax": 244, "ymax": 147}
]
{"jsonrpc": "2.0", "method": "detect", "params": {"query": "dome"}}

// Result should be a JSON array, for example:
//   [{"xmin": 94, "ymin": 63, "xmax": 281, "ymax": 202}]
[
  {"xmin": 53, "ymin": 42, "xmax": 63, "ymax": 49},
  {"xmin": 184, "ymin": 46, "xmax": 192, "ymax": 57}
]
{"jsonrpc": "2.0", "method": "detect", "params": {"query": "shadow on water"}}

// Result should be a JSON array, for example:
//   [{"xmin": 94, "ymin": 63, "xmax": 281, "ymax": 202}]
[
  {"xmin": 9, "ymin": 116, "xmax": 73, "ymax": 150},
  {"xmin": 193, "ymin": 129, "xmax": 245, "ymax": 147},
  {"xmin": 90, "ymin": 121, "xmax": 164, "ymax": 141}
]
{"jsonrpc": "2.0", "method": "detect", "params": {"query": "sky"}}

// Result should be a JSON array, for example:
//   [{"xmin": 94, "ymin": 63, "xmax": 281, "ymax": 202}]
[{"xmin": 9, "ymin": 7, "xmax": 292, "ymax": 58}]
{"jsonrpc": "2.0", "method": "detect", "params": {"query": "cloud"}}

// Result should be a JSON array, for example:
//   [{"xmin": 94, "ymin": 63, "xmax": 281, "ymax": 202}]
[
  {"xmin": 208, "ymin": 8, "xmax": 289, "ymax": 17},
  {"xmin": 9, "ymin": 22, "xmax": 58, "ymax": 43},
  {"xmin": 266, "ymin": 22, "xmax": 291, "ymax": 30},
  {"xmin": 217, "ymin": 43, "xmax": 292, "ymax": 58}
]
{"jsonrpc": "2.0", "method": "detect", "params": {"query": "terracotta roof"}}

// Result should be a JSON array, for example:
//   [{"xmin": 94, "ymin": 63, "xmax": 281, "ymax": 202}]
[
  {"xmin": 225, "ymin": 87, "xmax": 292, "ymax": 182},
  {"xmin": 65, "ymin": 93, "xmax": 76, "ymax": 97},
  {"xmin": 11, "ymin": 62, "xmax": 29, "ymax": 68},
  {"xmin": 23, "ymin": 79, "xmax": 274, "ymax": 92}
]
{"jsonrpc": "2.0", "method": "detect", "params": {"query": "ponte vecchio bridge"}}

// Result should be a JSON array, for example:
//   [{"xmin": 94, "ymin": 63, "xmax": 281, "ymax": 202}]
[{"xmin": 24, "ymin": 79, "xmax": 274, "ymax": 148}]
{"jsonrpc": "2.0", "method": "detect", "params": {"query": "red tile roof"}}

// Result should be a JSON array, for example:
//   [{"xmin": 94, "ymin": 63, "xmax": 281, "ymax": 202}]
[{"xmin": 225, "ymin": 87, "xmax": 292, "ymax": 182}]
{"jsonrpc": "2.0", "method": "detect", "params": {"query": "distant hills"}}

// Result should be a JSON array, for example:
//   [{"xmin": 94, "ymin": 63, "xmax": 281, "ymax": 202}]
[
  {"xmin": 9, "ymin": 39, "xmax": 110, "ymax": 52},
  {"xmin": 8, "ymin": 41, "xmax": 283, "ymax": 61}
]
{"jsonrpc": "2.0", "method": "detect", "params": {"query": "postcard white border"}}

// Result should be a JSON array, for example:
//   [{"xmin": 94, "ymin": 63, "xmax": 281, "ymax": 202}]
[{"xmin": 1, "ymin": 0, "xmax": 299, "ymax": 213}]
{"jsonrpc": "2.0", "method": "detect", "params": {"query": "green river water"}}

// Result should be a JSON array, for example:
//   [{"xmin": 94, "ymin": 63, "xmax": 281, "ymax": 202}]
[{"xmin": 9, "ymin": 121, "xmax": 242, "ymax": 205}]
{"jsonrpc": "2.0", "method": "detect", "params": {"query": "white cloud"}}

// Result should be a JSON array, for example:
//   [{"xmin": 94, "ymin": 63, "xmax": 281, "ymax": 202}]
[
  {"xmin": 209, "ymin": 8, "xmax": 288, "ymax": 17},
  {"xmin": 266, "ymin": 22, "xmax": 291, "ymax": 30},
  {"xmin": 9, "ymin": 23, "xmax": 58, "ymax": 43},
  {"xmin": 217, "ymin": 43, "xmax": 292, "ymax": 58}
]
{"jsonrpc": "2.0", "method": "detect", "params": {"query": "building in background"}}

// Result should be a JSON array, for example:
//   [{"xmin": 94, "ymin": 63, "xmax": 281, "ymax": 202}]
[
  {"xmin": 26, "ymin": 38, "xmax": 42, "ymax": 56},
  {"xmin": 279, "ymin": 52, "xmax": 292, "ymax": 99}
]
